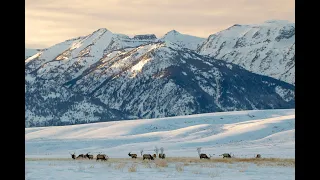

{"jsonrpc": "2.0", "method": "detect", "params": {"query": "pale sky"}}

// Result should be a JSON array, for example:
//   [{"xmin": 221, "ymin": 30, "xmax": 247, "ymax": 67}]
[{"xmin": 26, "ymin": 0, "xmax": 294, "ymax": 49}]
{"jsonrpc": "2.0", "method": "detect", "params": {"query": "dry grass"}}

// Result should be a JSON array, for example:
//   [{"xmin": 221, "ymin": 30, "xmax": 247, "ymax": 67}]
[
  {"xmin": 128, "ymin": 163, "xmax": 137, "ymax": 172},
  {"xmin": 26, "ymin": 158, "xmax": 72, "ymax": 161},
  {"xmin": 162, "ymin": 157, "xmax": 294, "ymax": 166},
  {"xmin": 114, "ymin": 163, "xmax": 126, "ymax": 171},
  {"xmin": 25, "ymin": 157, "xmax": 295, "ymax": 167},
  {"xmin": 154, "ymin": 159, "xmax": 168, "ymax": 167},
  {"xmin": 183, "ymin": 162, "xmax": 190, "ymax": 166},
  {"xmin": 143, "ymin": 162, "xmax": 152, "ymax": 168},
  {"xmin": 175, "ymin": 163, "xmax": 184, "ymax": 172}
]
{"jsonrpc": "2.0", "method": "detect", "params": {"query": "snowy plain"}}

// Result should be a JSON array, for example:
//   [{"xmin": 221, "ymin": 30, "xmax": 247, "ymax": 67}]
[{"xmin": 25, "ymin": 109, "xmax": 295, "ymax": 179}]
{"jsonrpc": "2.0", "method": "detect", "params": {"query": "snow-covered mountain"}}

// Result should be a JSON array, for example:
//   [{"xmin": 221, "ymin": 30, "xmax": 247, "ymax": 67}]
[
  {"xmin": 25, "ymin": 26, "xmax": 295, "ymax": 127},
  {"xmin": 158, "ymin": 30, "xmax": 206, "ymax": 51},
  {"xmin": 25, "ymin": 48, "xmax": 41, "ymax": 59},
  {"xmin": 197, "ymin": 20, "xmax": 295, "ymax": 85}
]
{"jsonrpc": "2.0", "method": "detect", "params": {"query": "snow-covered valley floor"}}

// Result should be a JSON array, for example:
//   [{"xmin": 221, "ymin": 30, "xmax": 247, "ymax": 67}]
[
  {"xmin": 25, "ymin": 157, "xmax": 294, "ymax": 180},
  {"xmin": 25, "ymin": 109, "xmax": 295, "ymax": 179}
]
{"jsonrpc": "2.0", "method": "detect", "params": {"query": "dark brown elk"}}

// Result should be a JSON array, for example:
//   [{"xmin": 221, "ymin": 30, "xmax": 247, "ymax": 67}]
[
  {"xmin": 96, "ymin": 154, "xmax": 108, "ymax": 161},
  {"xmin": 143, "ymin": 154, "xmax": 154, "ymax": 160},
  {"xmin": 159, "ymin": 153, "xmax": 166, "ymax": 159},
  {"xmin": 76, "ymin": 154, "xmax": 85, "ymax": 159},
  {"xmin": 153, "ymin": 154, "xmax": 157, "ymax": 158},
  {"xmin": 128, "ymin": 152, "xmax": 137, "ymax": 159},
  {"xmin": 85, "ymin": 153, "xmax": 93, "ymax": 160},
  {"xmin": 70, "ymin": 152, "xmax": 76, "ymax": 160},
  {"xmin": 199, "ymin": 153, "xmax": 211, "ymax": 159}
]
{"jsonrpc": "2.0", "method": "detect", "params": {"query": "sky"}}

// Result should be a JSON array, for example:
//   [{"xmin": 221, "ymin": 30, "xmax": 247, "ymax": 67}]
[{"xmin": 26, "ymin": 0, "xmax": 294, "ymax": 49}]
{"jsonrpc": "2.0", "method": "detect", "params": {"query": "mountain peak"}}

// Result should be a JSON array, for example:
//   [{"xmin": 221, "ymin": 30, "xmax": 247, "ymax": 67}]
[
  {"xmin": 97, "ymin": 28, "xmax": 109, "ymax": 31},
  {"xmin": 91, "ymin": 28, "xmax": 110, "ymax": 34},
  {"xmin": 165, "ymin": 30, "xmax": 180, "ymax": 35},
  {"xmin": 159, "ymin": 30, "xmax": 205, "ymax": 51}
]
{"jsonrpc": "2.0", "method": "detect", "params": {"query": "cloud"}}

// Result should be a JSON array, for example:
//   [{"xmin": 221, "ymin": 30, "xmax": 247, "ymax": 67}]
[{"xmin": 26, "ymin": 0, "xmax": 294, "ymax": 48}]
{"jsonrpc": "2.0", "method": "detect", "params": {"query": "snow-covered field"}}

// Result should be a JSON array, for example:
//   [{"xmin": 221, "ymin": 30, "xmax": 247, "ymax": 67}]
[
  {"xmin": 26, "ymin": 158, "xmax": 294, "ymax": 180},
  {"xmin": 25, "ymin": 109, "xmax": 295, "ymax": 179}
]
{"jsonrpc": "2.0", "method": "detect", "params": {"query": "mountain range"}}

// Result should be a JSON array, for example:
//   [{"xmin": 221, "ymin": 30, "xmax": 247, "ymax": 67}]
[{"xmin": 25, "ymin": 20, "xmax": 295, "ymax": 127}]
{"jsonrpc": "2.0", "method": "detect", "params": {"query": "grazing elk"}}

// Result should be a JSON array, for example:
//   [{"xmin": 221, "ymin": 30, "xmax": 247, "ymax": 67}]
[
  {"xmin": 96, "ymin": 153, "xmax": 108, "ymax": 161},
  {"xmin": 76, "ymin": 154, "xmax": 85, "ymax": 159},
  {"xmin": 256, "ymin": 154, "xmax": 261, "ymax": 158},
  {"xmin": 70, "ymin": 152, "xmax": 76, "ymax": 160},
  {"xmin": 197, "ymin": 147, "xmax": 212, "ymax": 159},
  {"xmin": 143, "ymin": 154, "xmax": 154, "ymax": 160},
  {"xmin": 159, "ymin": 153, "xmax": 166, "ymax": 159},
  {"xmin": 153, "ymin": 154, "xmax": 157, "ymax": 158},
  {"xmin": 199, "ymin": 153, "xmax": 211, "ymax": 159},
  {"xmin": 128, "ymin": 152, "xmax": 137, "ymax": 159},
  {"xmin": 85, "ymin": 153, "xmax": 94, "ymax": 160},
  {"xmin": 220, "ymin": 153, "xmax": 231, "ymax": 158}
]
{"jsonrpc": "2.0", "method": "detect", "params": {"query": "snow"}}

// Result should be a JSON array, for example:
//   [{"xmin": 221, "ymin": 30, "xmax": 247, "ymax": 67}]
[
  {"xmin": 198, "ymin": 21, "xmax": 295, "ymax": 84},
  {"xmin": 25, "ymin": 159, "xmax": 294, "ymax": 180},
  {"xmin": 159, "ymin": 30, "xmax": 206, "ymax": 51},
  {"xmin": 25, "ymin": 51, "xmax": 42, "ymax": 63},
  {"xmin": 25, "ymin": 74, "xmax": 36, "ymax": 82},
  {"xmin": 26, "ymin": 109, "xmax": 294, "ymax": 158},
  {"xmin": 25, "ymin": 26, "xmax": 295, "ymax": 129},
  {"xmin": 275, "ymin": 86, "xmax": 294, "ymax": 102},
  {"xmin": 25, "ymin": 109, "xmax": 294, "ymax": 179},
  {"xmin": 131, "ymin": 58, "xmax": 151, "ymax": 73},
  {"xmin": 25, "ymin": 48, "xmax": 40, "ymax": 59}
]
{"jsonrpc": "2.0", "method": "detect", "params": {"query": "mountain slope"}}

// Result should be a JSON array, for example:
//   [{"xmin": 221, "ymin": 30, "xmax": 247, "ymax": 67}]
[
  {"xmin": 25, "ymin": 109, "xmax": 295, "ymax": 158},
  {"xmin": 25, "ymin": 28, "xmax": 295, "ymax": 127},
  {"xmin": 197, "ymin": 20, "xmax": 295, "ymax": 85}
]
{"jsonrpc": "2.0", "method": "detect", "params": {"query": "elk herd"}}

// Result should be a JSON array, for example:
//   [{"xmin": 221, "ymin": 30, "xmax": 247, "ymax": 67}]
[
  {"xmin": 196, "ymin": 147, "xmax": 262, "ymax": 159},
  {"xmin": 70, "ymin": 152, "xmax": 108, "ymax": 161},
  {"xmin": 69, "ymin": 147, "xmax": 262, "ymax": 161}
]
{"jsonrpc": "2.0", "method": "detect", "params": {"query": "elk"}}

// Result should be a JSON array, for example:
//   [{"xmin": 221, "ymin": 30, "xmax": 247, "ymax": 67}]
[
  {"xmin": 70, "ymin": 152, "xmax": 76, "ymax": 160},
  {"xmin": 159, "ymin": 147, "xmax": 165, "ymax": 159},
  {"xmin": 154, "ymin": 146, "xmax": 159, "ymax": 158},
  {"xmin": 197, "ymin": 147, "xmax": 211, "ymax": 159},
  {"xmin": 158, "ymin": 153, "xmax": 166, "ymax": 159},
  {"xmin": 128, "ymin": 152, "xmax": 137, "ymax": 159},
  {"xmin": 256, "ymin": 154, "xmax": 261, "ymax": 158},
  {"xmin": 199, "ymin": 153, "xmax": 211, "ymax": 159},
  {"xmin": 96, "ymin": 153, "xmax": 108, "ymax": 161},
  {"xmin": 76, "ymin": 154, "xmax": 85, "ymax": 159},
  {"xmin": 143, "ymin": 154, "xmax": 154, "ymax": 160},
  {"xmin": 220, "ymin": 153, "xmax": 231, "ymax": 158},
  {"xmin": 85, "ymin": 152, "xmax": 93, "ymax": 160}
]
